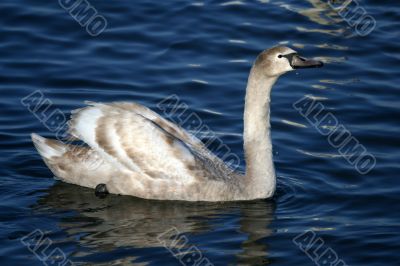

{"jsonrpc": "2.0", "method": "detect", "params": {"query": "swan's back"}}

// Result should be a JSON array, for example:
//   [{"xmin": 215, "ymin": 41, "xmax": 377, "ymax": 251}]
[{"xmin": 32, "ymin": 102, "xmax": 243, "ymax": 201}]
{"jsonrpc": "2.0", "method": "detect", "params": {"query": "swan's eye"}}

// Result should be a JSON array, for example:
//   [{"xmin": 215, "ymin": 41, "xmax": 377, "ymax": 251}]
[{"xmin": 278, "ymin": 54, "xmax": 283, "ymax": 58}]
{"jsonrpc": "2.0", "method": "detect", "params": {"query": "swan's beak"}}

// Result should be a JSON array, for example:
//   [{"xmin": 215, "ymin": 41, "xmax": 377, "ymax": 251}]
[{"xmin": 290, "ymin": 54, "xmax": 323, "ymax": 69}]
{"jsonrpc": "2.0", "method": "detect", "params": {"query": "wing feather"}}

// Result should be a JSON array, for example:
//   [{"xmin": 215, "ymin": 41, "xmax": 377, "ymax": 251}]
[{"xmin": 68, "ymin": 101, "xmax": 233, "ymax": 182}]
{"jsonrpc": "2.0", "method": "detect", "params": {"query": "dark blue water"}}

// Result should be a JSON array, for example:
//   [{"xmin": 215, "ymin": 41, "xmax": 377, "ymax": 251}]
[{"xmin": 1, "ymin": 0, "xmax": 399, "ymax": 265}]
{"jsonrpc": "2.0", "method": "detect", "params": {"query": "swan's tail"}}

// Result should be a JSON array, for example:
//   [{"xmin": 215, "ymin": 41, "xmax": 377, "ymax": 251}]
[
  {"xmin": 31, "ymin": 133, "xmax": 70, "ymax": 182},
  {"xmin": 31, "ymin": 133, "xmax": 111, "ymax": 189},
  {"xmin": 31, "ymin": 133, "xmax": 67, "ymax": 160}
]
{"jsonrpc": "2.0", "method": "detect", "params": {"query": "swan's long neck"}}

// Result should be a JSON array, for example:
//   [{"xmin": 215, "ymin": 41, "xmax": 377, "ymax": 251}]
[{"xmin": 243, "ymin": 67, "xmax": 277, "ymax": 198}]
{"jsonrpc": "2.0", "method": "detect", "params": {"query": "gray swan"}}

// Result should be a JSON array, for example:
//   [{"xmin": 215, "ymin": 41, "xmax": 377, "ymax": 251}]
[{"xmin": 32, "ymin": 46, "xmax": 323, "ymax": 201}]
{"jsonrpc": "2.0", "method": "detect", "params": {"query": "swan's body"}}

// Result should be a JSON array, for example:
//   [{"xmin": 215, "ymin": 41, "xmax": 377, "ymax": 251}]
[{"xmin": 32, "ymin": 46, "xmax": 322, "ymax": 201}]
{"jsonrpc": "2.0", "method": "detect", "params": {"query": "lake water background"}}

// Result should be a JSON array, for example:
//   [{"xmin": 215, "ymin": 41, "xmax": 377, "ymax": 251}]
[{"xmin": 0, "ymin": 0, "xmax": 399, "ymax": 265}]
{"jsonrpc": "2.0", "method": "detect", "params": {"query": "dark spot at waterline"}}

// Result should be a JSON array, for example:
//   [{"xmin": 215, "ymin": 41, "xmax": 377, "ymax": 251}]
[{"xmin": 95, "ymin": 183, "xmax": 109, "ymax": 199}]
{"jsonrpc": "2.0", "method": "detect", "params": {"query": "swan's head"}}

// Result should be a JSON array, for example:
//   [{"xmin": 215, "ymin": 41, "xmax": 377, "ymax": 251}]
[{"xmin": 254, "ymin": 46, "xmax": 323, "ymax": 77}]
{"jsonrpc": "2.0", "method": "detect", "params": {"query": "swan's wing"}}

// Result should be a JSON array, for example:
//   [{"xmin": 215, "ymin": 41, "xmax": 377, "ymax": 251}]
[{"xmin": 67, "ymin": 102, "xmax": 233, "ymax": 182}]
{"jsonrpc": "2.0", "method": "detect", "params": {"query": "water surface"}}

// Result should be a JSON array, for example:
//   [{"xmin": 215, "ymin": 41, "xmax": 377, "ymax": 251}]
[{"xmin": 1, "ymin": 0, "xmax": 399, "ymax": 265}]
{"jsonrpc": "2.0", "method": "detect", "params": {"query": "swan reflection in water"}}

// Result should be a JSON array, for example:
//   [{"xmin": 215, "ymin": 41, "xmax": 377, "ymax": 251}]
[{"xmin": 35, "ymin": 182, "xmax": 276, "ymax": 265}]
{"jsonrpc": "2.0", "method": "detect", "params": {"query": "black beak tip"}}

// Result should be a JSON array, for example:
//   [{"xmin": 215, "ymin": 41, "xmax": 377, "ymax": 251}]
[
  {"xmin": 289, "ymin": 54, "xmax": 324, "ymax": 69},
  {"xmin": 292, "ymin": 60, "xmax": 324, "ymax": 69}
]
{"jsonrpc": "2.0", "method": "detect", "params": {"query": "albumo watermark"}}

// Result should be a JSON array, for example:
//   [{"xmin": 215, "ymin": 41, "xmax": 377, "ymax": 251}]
[
  {"xmin": 158, "ymin": 227, "xmax": 214, "ymax": 266},
  {"xmin": 328, "ymin": 0, "xmax": 376, "ymax": 36},
  {"xmin": 157, "ymin": 94, "xmax": 241, "ymax": 172},
  {"xmin": 293, "ymin": 95, "xmax": 376, "ymax": 175},
  {"xmin": 293, "ymin": 230, "xmax": 348, "ymax": 266},
  {"xmin": 21, "ymin": 229, "xmax": 74, "ymax": 266},
  {"xmin": 58, "ymin": 0, "xmax": 107, "ymax": 37},
  {"xmin": 21, "ymin": 90, "xmax": 103, "ymax": 170}
]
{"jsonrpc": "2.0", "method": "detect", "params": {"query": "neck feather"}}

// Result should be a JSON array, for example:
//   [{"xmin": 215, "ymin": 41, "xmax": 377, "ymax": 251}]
[{"xmin": 243, "ymin": 67, "xmax": 277, "ymax": 198}]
